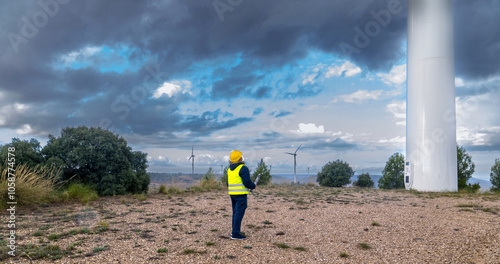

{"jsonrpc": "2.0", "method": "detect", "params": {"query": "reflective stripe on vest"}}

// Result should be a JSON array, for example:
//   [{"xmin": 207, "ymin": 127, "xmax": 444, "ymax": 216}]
[{"xmin": 228, "ymin": 164, "xmax": 249, "ymax": 195}]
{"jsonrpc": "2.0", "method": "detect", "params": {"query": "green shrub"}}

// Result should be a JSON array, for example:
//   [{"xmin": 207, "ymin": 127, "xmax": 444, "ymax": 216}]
[
  {"xmin": 158, "ymin": 185, "xmax": 167, "ymax": 194},
  {"xmin": 353, "ymin": 173, "xmax": 374, "ymax": 188},
  {"xmin": 357, "ymin": 243, "xmax": 372, "ymax": 250},
  {"xmin": 42, "ymin": 126, "xmax": 150, "ymax": 196},
  {"xmin": 66, "ymin": 183, "xmax": 98, "ymax": 203},
  {"xmin": 134, "ymin": 193, "xmax": 147, "ymax": 201},
  {"xmin": 48, "ymin": 233, "xmax": 61, "ymax": 241},
  {"xmin": 464, "ymin": 183, "xmax": 481, "ymax": 193},
  {"xmin": 93, "ymin": 246, "xmax": 106, "ymax": 253},
  {"xmin": 316, "ymin": 160, "xmax": 354, "ymax": 187},
  {"xmin": 293, "ymin": 246, "xmax": 307, "ymax": 251},
  {"xmin": 200, "ymin": 168, "xmax": 223, "ymax": 191},
  {"xmin": 167, "ymin": 186, "xmax": 184, "ymax": 195},
  {"xmin": 275, "ymin": 243, "xmax": 290, "ymax": 249},
  {"xmin": 339, "ymin": 252, "xmax": 349, "ymax": 258},
  {"xmin": 182, "ymin": 248, "xmax": 196, "ymax": 255}
]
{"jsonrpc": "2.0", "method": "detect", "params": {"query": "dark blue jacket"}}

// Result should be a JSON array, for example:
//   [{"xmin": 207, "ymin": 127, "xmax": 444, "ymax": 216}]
[{"xmin": 229, "ymin": 162, "xmax": 256, "ymax": 190}]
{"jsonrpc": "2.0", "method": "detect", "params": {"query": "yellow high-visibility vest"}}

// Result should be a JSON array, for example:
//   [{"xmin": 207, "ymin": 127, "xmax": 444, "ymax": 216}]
[{"xmin": 228, "ymin": 164, "xmax": 249, "ymax": 195}]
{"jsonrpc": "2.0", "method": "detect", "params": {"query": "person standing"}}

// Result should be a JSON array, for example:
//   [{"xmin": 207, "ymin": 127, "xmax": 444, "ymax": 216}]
[{"xmin": 227, "ymin": 150, "xmax": 256, "ymax": 240}]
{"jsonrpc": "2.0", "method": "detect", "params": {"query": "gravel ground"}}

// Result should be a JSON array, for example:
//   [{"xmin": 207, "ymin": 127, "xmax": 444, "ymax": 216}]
[{"xmin": 3, "ymin": 185, "xmax": 499, "ymax": 263}]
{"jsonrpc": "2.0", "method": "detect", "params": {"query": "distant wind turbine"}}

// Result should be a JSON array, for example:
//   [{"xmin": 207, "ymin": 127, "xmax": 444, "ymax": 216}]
[
  {"xmin": 285, "ymin": 144, "xmax": 301, "ymax": 184},
  {"xmin": 188, "ymin": 146, "xmax": 195, "ymax": 175}
]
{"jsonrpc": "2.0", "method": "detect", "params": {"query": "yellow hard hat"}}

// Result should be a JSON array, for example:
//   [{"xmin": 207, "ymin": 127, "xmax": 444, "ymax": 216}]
[{"xmin": 230, "ymin": 150, "xmax": 242, "ymax": 163}]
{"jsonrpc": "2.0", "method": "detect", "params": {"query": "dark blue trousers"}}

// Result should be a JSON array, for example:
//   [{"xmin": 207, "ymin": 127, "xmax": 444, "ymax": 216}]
[{"xmin": 230, "ymin": 194, "xmax": 247, "ymax": 236}]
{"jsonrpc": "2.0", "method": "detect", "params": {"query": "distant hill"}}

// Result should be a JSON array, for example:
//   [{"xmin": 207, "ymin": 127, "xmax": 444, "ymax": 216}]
[
  {"xmin": 148, "ymin": 172, "xmax": 494, "ymax": 191},
  {"xmin": 274, "ymin": 174, "xmax": 493, "ymax": 191},
  {"xmin": 469, "ymin": 177, "xmax": 493, "ymax": 190}
]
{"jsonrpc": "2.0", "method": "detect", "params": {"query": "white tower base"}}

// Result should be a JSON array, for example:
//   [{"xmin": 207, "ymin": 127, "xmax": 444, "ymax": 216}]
[{"xmin": 406, "ymin": 0, "xmax": 457, "ymax": 192}]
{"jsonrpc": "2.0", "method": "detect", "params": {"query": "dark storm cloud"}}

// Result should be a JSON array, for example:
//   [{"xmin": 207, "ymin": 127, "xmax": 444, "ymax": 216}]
[
  {"xmin": 252, "ymin": 107, "xmax": 263, "ymax": 116},
  {"xmin": 303, "ymin": 138, "xmax": 357, "ymax": 150},
  {"xmin": 181, "ymin": 109, "xmax": 253, "ymax": 135},
  {"xmin": 0, "ymin": 0, "xmax": 499, "ymax": 140},
  {"xmin": 253, "ymin": 86, "xmax": 272, "ymax": 99},
  {"xmin": 456, "ymin": 78, "xmax": 500, "ymax": 98},
  {"xmin": 273, "ymin": 110, "xmax": 292, "ymax": 118},
  {"xmin": 454, "ymin": 0, "xmax": 500, "ymax": 79},
  {"xmin": 211, "ymin": 74, "xmax": 264, "ymax": 99},
  {"xmin": 284, "ymin": 83, "xmax": 322, "ymax": 99}
]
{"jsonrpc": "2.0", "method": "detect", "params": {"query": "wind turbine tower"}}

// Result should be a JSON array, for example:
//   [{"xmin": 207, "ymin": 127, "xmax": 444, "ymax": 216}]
[
  {"xmin": 188, "ymin": 146, "xmax": 195, "ymax": 175},
  {"xmin": 286, "ymin": 145, "xmax": 301, "ymax": 184},
  {"xmin": 406, "ymin": 0, "xmax": 457, "ymax": 191}
]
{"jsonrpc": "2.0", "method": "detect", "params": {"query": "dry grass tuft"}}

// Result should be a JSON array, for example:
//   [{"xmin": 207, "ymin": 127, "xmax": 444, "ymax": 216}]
[{"xmin": 0, "ymin": 164, "xmax": 61, "ymax": 207}]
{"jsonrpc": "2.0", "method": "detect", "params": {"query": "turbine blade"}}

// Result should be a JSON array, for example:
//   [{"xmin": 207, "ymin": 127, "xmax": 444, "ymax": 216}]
[
  {"xmin": 295, "ymin": 144, "xmax": 302, "ymax": 154},
  {"xmin": 285, "ymin": 152, "xmax": 295, "ymax": 155}
]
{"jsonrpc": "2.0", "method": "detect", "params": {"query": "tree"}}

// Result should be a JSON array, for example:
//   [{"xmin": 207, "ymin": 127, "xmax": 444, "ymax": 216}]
[
  {"xmin": 203, "ymin": 167, "xmax": 216, "ymax": 182},
  {"xmin": 457, "ymin": 146, "xmax": 475, "ymax": 190},
  {"xmin": 220, "ymin": 166, "xmax": 228, "ymax": 186},
  {"xmin": 378, "ymin": 153, "xmax": 405, "ymax": 189},
  {"xmin": 316, "ymin": 159, "xmax": 354, "ymax": 187},
  {"xmin": 42, "ymin": 126, "xmax": 149, "ymax": 196},
  {"xmin": 251, "ymin": 159, "xmax": 272, "ymax": 186},
  {"xmin": 0, "ymin": 138, "xmax": 44, "ymax": 168},
  {"xmin": 353, "ymin": 173, "xmax": 374, "ymax": 188},
  {"xmin": 490, "ymin": 158, "xmax": 500, "ymax": 192}
]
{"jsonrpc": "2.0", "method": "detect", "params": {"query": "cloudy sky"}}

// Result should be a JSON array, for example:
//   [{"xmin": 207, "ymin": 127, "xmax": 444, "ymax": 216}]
[{"xmin": 1, "ymin": 0, "xmax": 499, "ymax": 179}]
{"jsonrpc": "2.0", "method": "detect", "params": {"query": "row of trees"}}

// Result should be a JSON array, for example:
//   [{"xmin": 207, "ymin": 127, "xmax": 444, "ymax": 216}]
[
  {"xmin": 217, "ymin": 145, "xmax": 500, "ymax": 192},
  {"xmin": 0, "ymin": 126, "xmax": 149, "ymax": 196},
  {"xmin": 316, "ymin": 146, "xmax": 500, "ymax": 191}
]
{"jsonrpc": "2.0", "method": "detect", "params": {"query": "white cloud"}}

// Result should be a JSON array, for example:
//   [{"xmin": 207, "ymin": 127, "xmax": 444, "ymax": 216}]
[
  {"xmin": 455, "ymin": 77, "xmax": 465, "ymax": 87},
  {"xmin": 16, "ymin": 124, "xmax": 34, "ymax": 135},
  {"xmin": 377, "ymin": 64, "xmax": 406, "ymax": 87},
  {"xmin": 330, "ymin": 131, "xmax": 354, "ymax": 142},
  {"xmin": 302, "ymin": 73, "xmax": 318, "ymax": 85},
  {"xmin": 14, "ymin": 103, "xmax": 28, "ymax": 112},
  {"xmin": 293, "ymin": 123, "xmax": 325, "ymax": 134},
  {"xmin": 378, "ymin": 136, "xmax": 406, "ymax": 144},
  {"xmin": 481, "ymin": 126, "xmax": 500, "ymax": 133},
  {"xmin": 153, "ymin": 80, "xmax": 192, "ymax": 98},
  {"xmin": 457, "ymin": 126, "xmax": 487, "ymax": 146},
  {"xmin": 60, "ymin": 46, "xmax": 102, "ymax": 64},
  {"xmin": 326, "ymin": 61, "xmax": 361, "ymax": 78},
  {"xmin": 302, "ymin": 63, "xmax": 324, "ymax": 85},
  {"xmin": 337, "ymin": 89, "xmax": 383, "ymax": 103},
  {"xmin": 386, "ymin": 101, "xmax": 406, "ymax": 126}
]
